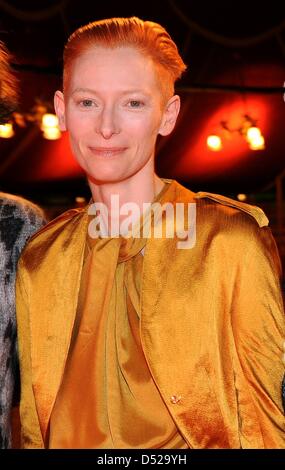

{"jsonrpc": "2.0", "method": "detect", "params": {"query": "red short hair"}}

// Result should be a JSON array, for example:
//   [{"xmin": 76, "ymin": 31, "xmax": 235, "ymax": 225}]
[
  {"xmin": 0, "ymin": 42, "xmax": 18, "ymax": 123},
  {"xmin": 63, "ymin": 17, "xmax": 187, "ymax": 101}
]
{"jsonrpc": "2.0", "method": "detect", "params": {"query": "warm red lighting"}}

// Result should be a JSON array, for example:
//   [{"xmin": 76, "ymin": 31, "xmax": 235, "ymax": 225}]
[
  {"xmin": 26, "ymin": 131, "xmax": 84, "ymax": 180},
  {"xmin": 174, "ymin": 96, "xmax": 268, "ymax": 178}
]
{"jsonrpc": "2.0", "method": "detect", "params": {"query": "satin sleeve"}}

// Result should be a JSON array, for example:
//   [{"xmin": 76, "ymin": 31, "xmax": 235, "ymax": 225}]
[
  {"xmin": 231, "ymin": 225, "xmax": 285, "ymax": 448},
  {"xmin": 15, "ymin": 258, "xmax": 44, "ymax": 448}
]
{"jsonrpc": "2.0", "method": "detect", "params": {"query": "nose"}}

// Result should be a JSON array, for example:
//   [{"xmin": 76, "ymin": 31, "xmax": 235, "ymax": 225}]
[{"xmin": 95, "ymin": 105, "xmax": 120, "ymax": 139}]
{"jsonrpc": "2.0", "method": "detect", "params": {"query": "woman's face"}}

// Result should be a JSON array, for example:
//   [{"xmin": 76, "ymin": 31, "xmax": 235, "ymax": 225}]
[{"xmin": 55, "ymin": 46, "xmax": 180, "ymax": 185}]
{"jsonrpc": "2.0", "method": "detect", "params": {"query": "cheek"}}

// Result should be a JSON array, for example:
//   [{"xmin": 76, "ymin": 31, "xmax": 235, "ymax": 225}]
[
  {"xmin": 68, "ymin": 134, "xmax": 83, "ymax": 164},
  {"xmin": 65, "ymin": 106, "xmax": 93, "ymax": 136},
  {"xmin": 125, "ymin": 115, "xmax": 161, "ymax": 143},
  {"xmin": 139, "ymin": 123, "xmax": 161, "ymax": 149},
  {"xmin": 66, "ymin": 115, "xmax": 87, "ymax": 137},
  {"xmin": 67, "ymin": 122, "xmax": 87, "ymax": 163}
]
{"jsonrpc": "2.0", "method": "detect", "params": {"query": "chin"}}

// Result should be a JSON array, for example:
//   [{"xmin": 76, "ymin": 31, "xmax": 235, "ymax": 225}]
[{"xmin": 87, "ymin": 170, "xmax": 128, "ymax": 186}]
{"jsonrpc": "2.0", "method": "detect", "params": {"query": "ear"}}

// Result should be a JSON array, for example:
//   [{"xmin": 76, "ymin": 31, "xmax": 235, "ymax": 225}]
[
  {"xmin": 158, "ymin": 95, "xmax": 181, "ymax": 137},
  {"xmin": 54, "ymin": 90, "xmax": 66, "ymax": 131}
]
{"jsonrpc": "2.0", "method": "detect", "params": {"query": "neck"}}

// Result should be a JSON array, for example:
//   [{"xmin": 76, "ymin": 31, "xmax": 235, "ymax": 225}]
[
  {"xmin": 87, "ymin": 165, "xmax": 165, "ymax": 235},
  {"xmin": 88, "ymin": 172, "xmax": 164, "ymax": 209}
]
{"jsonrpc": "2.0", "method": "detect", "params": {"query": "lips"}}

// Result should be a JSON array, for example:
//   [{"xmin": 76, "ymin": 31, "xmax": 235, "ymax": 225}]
[{"xmin": 89, "ymin": 147, "xmax": 127, "ymax": 157}]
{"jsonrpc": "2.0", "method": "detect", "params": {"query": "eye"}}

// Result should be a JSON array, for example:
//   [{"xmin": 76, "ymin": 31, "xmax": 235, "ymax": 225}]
[
  {"xmin": 80, "ymin": 99, "xmax": 96, "ymax": 108},
  {"xmin": 128, "ymin": 100, "xmax": 144, "ymax": 108}
]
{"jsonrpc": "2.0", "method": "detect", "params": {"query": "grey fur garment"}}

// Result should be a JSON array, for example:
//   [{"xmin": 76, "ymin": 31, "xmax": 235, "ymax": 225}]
[{"xmin": 0, "ymin": 193, "xmax": 46, "ymax": 448}]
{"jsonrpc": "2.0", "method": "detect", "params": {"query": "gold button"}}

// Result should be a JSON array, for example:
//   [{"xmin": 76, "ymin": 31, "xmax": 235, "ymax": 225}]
[{"xmin": 170, "ymin": 395, "xmax": 182, "ymax": 404}]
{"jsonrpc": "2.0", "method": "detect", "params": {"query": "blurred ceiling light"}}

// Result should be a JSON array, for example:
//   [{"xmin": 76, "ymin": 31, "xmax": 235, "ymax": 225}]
[
  {"xmin": 41, "ymin": 113, "xmax": 59, "ymax": 129},
  {"xmin": 246, "ymin": 125, "xmax": 265, "ymax": 150},
  {"xmin": 42, "ymin": 127, "xmax": 61, "ymax": 140},
  {"xmin": 246, "ymin": 126, "xmax": 261, "ymax": 142},
  {"xmin": 41, "ymin": 113, "xmax": 61, "ymax": 140},
  {"xmin": 248, "ymin": 134, "xmax": 265, "ymax": 150},
  {"xmin": 0, "ymin": 122, "xmax": 14, "ymax": 138},
  {"xmin": 75, "ymin": 196, "xmax": 87, "ymax": 204},
  {"xmin": 3, "ymin": 101, "xmax": 62, "ymax": 140},
  {"xmin": 207, "ymin": 135, "xmax": 222, "ymax": 151},
  {"xmin": 237, "ymin": 193, "xmax": 247, "ymax": 201}
]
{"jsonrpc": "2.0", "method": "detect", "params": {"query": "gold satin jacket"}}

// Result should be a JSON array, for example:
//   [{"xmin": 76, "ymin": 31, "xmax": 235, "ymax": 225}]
[{"xmin": 16, "ymin": 181, "xmax": 285, "ymax": 448}]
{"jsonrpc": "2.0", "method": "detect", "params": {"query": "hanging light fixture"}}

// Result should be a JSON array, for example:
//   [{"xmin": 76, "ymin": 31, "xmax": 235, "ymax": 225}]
[
  {"xmin": 207, "ymin": 114, "xmax": 265, "ymax": 152},
  {"xmin": 0, "ymin": 100, "xmax": 61, "ymax": 140}
]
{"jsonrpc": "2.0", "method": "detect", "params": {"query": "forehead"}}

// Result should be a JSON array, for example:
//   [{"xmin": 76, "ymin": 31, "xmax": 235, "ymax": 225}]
[{"xmin": 67, "ymin": 46, "xmax": 161, "ymax": 94}]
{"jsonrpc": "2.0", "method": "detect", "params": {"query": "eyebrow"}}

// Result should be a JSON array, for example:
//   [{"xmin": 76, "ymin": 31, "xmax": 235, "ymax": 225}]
[
  {"xmin": 71, "ymin": 87, "xmax": 152, "ymax": 97},
  {"xmin": 71, "ymin": 88, "xmax": 97, "ymax": 96}
]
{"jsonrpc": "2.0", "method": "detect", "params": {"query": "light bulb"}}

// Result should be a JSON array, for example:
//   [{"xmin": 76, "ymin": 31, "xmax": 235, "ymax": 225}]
[
  {"xmin": 248, "ymin": 134, "xmax": 265, "ymax": 150},
  {"xmin": 207, "ymin": 135, "xmax": 222, "ymax": 151},
  {"xmin": 0, "ymin": 123, "xmax": 14, "ymax": 138},
  {"xmin": 43, "ymin": 127, "xmax": 61, "ymax": 140},
  {"xmin": 41, "ymin": 113, "xmax": 59, "ymax": 129},
  {"xmin": 246, "ymin": 126, "xmax": 261, "ymax": 142}
]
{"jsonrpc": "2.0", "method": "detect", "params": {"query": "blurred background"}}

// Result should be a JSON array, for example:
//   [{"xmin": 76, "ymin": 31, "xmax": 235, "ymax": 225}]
[{"xmin": 0, "ymin": 0, "xmax": 284, "ymax": 265}]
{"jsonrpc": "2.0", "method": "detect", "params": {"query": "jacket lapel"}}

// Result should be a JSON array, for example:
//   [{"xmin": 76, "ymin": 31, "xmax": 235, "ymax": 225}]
[
  {"xmin": 29, "ymin": 208, "xmax": 89, "ymax": 440},
  {"xmin": 140, "ymin": 182, "xmax": 237, "ymax": 448}
]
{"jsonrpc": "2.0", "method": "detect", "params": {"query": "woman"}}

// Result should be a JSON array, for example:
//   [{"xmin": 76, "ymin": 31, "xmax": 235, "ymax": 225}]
[
  {"xmin": 16, "ymin": 17, "xmax": 285, "ymax": 448},
  {"xmin": 0, "ymin": 42, "xmax": 46, "ymax": 448}
]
